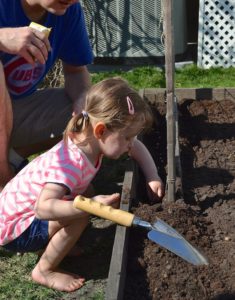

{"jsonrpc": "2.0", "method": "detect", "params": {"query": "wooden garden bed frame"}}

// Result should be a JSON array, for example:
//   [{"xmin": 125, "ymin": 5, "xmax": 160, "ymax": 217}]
[{"xmin": 105, "ymin": 87, "xmax": 235, "ymax": 300}]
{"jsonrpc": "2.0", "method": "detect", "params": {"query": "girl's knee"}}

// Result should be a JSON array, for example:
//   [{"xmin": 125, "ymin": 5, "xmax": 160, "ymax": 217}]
[
  {"xmin": 64, "ymin": 216, "xmax": 90, "ymax": 233},
  {"xmin": 49, "ymin": 216, "xmax": 89, "ymax": 238},
  {"xmin": 74, "ymin": 215, "xmax": 89, "ymax": 229}
]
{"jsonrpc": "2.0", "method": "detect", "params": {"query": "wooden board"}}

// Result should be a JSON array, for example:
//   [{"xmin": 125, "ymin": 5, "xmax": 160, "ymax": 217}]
[
  {"xmin": 141, "ymin": 88, "xmax": 235, "ymax": 103},
  {"xmin": 105, "ymin": 160, "xmax": 137, "ymax": 300}
]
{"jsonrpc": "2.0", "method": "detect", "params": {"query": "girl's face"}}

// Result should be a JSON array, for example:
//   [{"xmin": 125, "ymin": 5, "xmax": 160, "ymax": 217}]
[{"xmin": 99, "ymin": 125, "xmax": 140, "ymax": 160}]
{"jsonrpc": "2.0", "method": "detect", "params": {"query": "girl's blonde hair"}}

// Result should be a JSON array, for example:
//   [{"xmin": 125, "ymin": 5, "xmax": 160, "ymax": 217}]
[{"xmin": 64, "ymin": 77, "xmax": 153, "ymax": 142}]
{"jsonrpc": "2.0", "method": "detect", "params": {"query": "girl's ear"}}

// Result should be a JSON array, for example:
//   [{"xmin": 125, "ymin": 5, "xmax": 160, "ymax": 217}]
[{"xmin": 93, "ymin": 122, "xmax": 106, "ymax": 139}]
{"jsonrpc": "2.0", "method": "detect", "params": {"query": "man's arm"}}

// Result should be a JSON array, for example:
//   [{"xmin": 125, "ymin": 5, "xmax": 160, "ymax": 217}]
[
  {"xmin": 0, "ymin": 62, "xmax": 14, "ymax": 191},
  {"xmin": 63, "ymin": 63, "xmax": 91, "ymax": 115}
]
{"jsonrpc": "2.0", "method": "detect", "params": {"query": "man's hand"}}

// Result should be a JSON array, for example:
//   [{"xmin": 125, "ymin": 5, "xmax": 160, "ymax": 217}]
[
  {"xmin": 0, "ymin": 27, "xmax": 51, "ymax": 65},
  {"xmin": 72, "ymin": 91, "xmax": 87, "ymax": 116}
]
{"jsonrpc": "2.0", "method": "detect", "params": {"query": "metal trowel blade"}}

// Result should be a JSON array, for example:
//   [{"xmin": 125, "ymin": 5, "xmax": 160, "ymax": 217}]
[{"xmin": 148, "ymin": 218, "xmax": 208, "ymax": 266}]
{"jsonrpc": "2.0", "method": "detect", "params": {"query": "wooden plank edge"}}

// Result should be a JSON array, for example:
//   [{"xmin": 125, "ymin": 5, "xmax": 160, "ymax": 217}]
[
  {"xmin": 105, "ymin": 159, "xmax": 137, "ymax": 300},
  {"xmin": 140, "ymin": 88, "xmax": 235, "ymax": 103}
]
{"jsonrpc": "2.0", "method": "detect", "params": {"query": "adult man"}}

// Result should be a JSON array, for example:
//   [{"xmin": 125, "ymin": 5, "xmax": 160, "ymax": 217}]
[{"xmin": 0, "ymin": 0, "xmax": 93, "ymax": 191}]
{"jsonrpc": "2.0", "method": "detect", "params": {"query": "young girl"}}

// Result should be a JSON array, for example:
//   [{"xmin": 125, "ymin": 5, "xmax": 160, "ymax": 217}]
[{"xmin": 0, "ymin": 77, "xmax": 164, "ymax": 292}]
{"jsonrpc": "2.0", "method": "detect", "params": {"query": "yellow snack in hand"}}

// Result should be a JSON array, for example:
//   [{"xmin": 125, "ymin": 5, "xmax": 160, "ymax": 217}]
[{"xmin": 29, "ymin": 22, "xmax": 51, "ymax": 38}]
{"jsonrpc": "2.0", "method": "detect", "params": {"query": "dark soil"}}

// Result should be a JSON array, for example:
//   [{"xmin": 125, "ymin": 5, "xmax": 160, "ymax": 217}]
[{"xmin": 124, "ymin": 98, "xmax": 235, "ymax": 300}]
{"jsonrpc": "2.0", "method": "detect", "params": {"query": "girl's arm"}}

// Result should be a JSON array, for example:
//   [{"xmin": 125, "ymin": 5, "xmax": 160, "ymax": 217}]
[
  {"xmin": 34, "ymin": 183, "xmax": 120, "ymax": 221},
  {"xmin": 34, "ymin": 183, "xmax": 86, "ymax": 221},
  {"xmin": 129, "ymin": 138, "xmax": 164, "ymax": 200}
]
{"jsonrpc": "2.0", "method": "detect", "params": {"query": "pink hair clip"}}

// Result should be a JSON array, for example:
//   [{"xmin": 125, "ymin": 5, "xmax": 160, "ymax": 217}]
[{"xmin": 126, "ymin": 96, "xmax": 135, "ymax": 115}]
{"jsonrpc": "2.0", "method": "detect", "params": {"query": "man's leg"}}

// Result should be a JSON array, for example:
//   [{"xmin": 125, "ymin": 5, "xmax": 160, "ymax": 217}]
[
  {"xmin": 0, "ymin": 87, "xmax": 73, "ymax": 190},
  {"xmin": 0, "ymin": 62, "xmax": 14, "ymax": 191},
  {"xmin": 11, "ymin": 88, "xmax": 73, "ymax": 157}
]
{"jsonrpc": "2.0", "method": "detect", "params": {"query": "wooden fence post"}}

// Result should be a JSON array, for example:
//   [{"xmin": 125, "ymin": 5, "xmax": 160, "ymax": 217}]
[{"xmin": 163, "ymin": 0, "xmax": 176, "ymax": 201}]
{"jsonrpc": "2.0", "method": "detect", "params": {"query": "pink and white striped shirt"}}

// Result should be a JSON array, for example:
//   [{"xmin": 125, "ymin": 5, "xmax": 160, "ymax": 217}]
[{"xmin": 0, "ymin": 138, "xmax": 102, "ymax": 245}]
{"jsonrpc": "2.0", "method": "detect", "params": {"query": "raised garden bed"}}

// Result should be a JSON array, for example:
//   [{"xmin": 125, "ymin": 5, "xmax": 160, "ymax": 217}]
[{"xmin": 106, "ymin": 88, "xmax": 235, "ymax": 300}]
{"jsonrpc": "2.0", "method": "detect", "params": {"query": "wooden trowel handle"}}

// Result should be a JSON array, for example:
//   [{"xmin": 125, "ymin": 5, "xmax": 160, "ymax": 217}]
[{"xmin": 73, "ymin": 195, "xmax": 134, "ymax": 227}]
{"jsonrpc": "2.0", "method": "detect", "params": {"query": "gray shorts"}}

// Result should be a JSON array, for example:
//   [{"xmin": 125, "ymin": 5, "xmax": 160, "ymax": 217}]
[{"xmin": 11, "ymin": 88, "xmax": 73, "ymax": 147}]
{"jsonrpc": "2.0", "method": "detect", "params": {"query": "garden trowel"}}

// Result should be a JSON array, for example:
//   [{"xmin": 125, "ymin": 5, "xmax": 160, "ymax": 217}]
[{"xmin": 73, "ymin": 196, "xmax": 208, "ymax": 266}]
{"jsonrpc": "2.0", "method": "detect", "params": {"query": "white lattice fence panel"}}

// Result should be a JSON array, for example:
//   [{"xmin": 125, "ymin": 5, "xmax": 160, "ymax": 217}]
[{"xmin": 198, "ymin": 0, "xmax": 235, "ymax": 68}]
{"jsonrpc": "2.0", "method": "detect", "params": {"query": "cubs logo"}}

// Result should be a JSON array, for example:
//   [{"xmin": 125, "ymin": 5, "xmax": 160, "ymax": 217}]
[{"xmin": 4, "ymin": 56, "xmax": 45, "ymax": 96}]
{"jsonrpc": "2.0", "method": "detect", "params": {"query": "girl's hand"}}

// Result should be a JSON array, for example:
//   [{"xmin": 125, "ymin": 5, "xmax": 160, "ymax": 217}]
[
  {"xmin": 147, "ymin": 179, "xmax": 165, "ymax": 202},
  {"xmin": 92, "ymin": 193, "xmax": 120, "ymax": 208}
]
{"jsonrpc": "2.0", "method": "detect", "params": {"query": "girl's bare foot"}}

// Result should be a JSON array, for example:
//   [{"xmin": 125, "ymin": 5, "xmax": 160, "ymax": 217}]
[{"xmin": 32, "ymin": 266, "xmax": 85, "ymax": 292}]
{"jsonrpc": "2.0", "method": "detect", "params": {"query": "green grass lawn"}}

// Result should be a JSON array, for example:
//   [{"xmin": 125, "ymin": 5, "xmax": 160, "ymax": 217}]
[
  {"xmin": 1, "ymin": 64, "xmax": 235, "ymax": 300},
  {"xmin": 91, "ymin": 64, "xmax": 235, "ymax": 89}
]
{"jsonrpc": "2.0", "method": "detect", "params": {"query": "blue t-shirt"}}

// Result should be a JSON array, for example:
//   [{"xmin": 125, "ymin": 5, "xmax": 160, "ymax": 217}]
[{"xmin": 0, "ymin": 0, "xmax": 93, "ymax": 99}]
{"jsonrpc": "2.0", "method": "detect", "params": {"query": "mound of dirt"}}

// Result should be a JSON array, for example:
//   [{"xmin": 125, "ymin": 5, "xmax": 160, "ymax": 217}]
[{"xmin": 124, "ymin": 99, "xmax": 235, "ymax": 300}]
